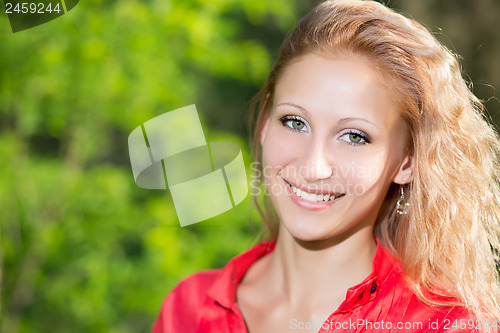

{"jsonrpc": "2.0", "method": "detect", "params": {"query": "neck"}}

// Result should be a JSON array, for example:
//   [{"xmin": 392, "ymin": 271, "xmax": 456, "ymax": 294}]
[{"xmin": 265, "ymin": 226, "xmax": 377, "ymax": 315}]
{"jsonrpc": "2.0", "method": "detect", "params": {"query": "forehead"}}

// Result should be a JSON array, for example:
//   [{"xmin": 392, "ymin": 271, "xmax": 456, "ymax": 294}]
[
  {"xmin": 275, "ymin": 53, "xmax": 394, "ymax": 110},
  {"xmin": 273, "ymin": 52, "xmax": 400, "ymax": 127}
]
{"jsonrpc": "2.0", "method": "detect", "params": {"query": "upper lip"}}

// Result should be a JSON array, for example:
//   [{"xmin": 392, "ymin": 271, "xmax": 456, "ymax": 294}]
[{"xmin": 284, "ymin": 180, "xmax": 344, "ymax": 196}]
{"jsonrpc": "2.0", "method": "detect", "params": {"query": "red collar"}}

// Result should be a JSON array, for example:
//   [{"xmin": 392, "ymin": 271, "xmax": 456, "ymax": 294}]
[{"xmin": 206, "ymin": 238, "xmax": 401, "ymax": 313}]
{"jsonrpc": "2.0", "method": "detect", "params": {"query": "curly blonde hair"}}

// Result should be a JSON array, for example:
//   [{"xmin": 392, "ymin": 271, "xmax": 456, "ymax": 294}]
[{"xmin": 249, "ymin": 0, "xmax": 500, "ymax": 323}]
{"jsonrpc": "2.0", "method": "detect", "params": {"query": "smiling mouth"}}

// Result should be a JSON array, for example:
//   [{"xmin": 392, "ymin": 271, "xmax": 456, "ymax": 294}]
[{"xmin": 287, "ymin": 183, "xmax": 345, "ymax": 203}]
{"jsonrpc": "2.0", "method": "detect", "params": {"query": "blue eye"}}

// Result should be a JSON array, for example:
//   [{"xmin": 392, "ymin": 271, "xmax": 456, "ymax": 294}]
[
  {"xmin": 340, "ymin": 130, "xmax": 370, "ymax": 145},
  {"xmin": 280, "ymin": 116, "xmax": 308, "ymax": 132}
]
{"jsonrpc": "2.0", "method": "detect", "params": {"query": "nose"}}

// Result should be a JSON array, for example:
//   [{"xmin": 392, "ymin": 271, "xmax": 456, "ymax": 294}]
[{"xmin": 300, "ymin": 143, "xmax": 333, "ymax": 182}]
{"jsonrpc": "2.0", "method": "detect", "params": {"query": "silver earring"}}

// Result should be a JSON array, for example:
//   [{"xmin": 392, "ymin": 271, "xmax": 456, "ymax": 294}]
[{"xmin": 396, "ymin": 185, "xmax": 410, "ymax": 215}]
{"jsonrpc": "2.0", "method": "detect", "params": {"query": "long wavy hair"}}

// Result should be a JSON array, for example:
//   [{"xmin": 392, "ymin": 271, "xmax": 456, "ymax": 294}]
[{"xmin": 248, "ymin": 0, "xmax": 500, "ymax": 322}]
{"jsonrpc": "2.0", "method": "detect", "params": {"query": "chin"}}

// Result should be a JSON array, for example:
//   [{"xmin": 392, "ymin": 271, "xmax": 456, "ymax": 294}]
[{"xmin": 282, "ymin": 219, "xmax": 334, "ymax": 242}]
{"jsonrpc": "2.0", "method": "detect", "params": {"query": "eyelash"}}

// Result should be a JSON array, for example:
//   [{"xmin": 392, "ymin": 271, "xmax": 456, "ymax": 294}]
[
  {"xmin": 339, "ymin": 129, "xmax": 371, "ymax": 146},
  {"xmin": 279, "ymin": 115, "xmax": 308, "ymax": 132},
  {"xmin": 279, "ymin": 115, "xmax": 370, "ymax": 146}
]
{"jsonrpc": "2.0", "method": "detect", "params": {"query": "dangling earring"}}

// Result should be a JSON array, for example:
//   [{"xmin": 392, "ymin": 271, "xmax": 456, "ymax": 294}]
[{"xmin": 396, "ymin": 185, "xmax": 410, "ymax": 215}]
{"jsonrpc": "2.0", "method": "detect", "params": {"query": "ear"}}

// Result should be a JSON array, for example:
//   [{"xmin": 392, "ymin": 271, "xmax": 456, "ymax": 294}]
[{"xmin": 393, "ymin": 152, "xmax": 414, "ymax": 185}]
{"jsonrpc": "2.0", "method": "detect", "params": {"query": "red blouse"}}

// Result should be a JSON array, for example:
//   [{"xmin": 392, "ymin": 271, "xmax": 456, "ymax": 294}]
[{"xmin": 152, "ymin": 240, "xmax": 498, "ymax": 332}]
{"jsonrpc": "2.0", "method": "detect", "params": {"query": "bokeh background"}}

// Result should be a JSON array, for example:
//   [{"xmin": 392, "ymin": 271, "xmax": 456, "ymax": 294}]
[{"xmin": 1, "ymin": 0, "xmax": 499, "ymax": 332}]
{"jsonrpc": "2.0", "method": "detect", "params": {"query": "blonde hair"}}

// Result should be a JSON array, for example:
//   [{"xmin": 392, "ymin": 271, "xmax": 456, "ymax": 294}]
[{"xmin": 249, "ymin": 0, "xmax": 500, "ymax": 322}]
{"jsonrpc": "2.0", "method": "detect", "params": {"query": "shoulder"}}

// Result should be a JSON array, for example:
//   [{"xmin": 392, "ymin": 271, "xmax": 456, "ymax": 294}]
[
  {"xmin": 369, "ymin": 277, "xmax": 497, "ymax": 332},
  {"xmin": 151, "ymin": 242, "xmax": 276, "ymax": 333},
  {"xmin": 372, "ymin": 244, "xmax": 498, "ymax": 332},
  {"xmin": 379, "ymin": 275, "xmax": 497, "ymax": 332},
  {"xmin": 170, "ymin": 269, "xmax": 220, "ymax": 300},
  {"xmin": 152, "ymin": 269, "xmax": 220, "ymax": 333}
]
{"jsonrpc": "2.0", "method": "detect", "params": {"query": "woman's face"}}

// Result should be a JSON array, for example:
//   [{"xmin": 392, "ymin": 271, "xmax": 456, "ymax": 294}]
[{"xmin": 260, "ymin": 53, "xmax": 413, "ymax": 242}]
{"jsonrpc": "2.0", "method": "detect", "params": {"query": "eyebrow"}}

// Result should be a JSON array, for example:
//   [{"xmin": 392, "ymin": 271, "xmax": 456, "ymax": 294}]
[
  {"xmin": 338, "ymin": 117, "xmax": 379, "ymax": 128},
  {"xmin": 276, "ymin": 102, "xmax": 311, "ymax": 119},
  {"xmin": 276, "ymin": 102, "xmax": 379, "ymax": 128}
]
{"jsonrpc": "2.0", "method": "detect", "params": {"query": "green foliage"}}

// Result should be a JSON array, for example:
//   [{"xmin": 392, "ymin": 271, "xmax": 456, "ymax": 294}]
[{"xmin": 0, "ymin": 0, "xmax": 300, "ymax": 332}]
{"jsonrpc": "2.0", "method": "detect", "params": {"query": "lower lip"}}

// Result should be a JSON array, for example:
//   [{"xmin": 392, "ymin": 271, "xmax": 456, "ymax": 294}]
[{"xmin": 284, "ymin": 181, "xmax": 345, "ymax": 211}]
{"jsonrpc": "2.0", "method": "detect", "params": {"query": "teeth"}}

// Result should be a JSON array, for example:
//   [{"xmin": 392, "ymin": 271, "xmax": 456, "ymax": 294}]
[
  {"xmin": 290, "ymin": 184, "xmax": 341, "ymax": 202},
  {"xmin": 302, "ymin": 191, "xmax": 315, "ymax": 201}
]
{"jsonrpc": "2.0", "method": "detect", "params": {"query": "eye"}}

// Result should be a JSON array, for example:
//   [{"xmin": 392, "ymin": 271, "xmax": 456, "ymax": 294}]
[
  {"xmin": 279, "ymin": 115, "xmax": 308, "ymax": 132},
  {"xmin": 339, "ymin": 130, "xmax": 370, "ymax": 145}
]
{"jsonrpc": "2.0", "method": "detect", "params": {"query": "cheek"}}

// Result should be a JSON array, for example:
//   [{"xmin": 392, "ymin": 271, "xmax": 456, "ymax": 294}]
[
  {"xmin": 334, "ymin": 149, "xmax": 389, "ymax": 195},
  {"xmin": 262, "ymin": 127, "xmax": 304, "ymax": 175}
]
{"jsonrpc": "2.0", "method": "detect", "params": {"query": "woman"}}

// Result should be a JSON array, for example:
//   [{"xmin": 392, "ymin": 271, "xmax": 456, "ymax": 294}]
[{"xmin": 153, "ymin": 1, "xmax": 500, "ymax": 332}]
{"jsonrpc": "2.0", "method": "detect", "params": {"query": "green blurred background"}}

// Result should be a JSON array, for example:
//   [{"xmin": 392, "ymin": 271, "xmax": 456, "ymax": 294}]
[{"xmin": 0, "ymin": 0, "xmax": 499, "ymax": 332}]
